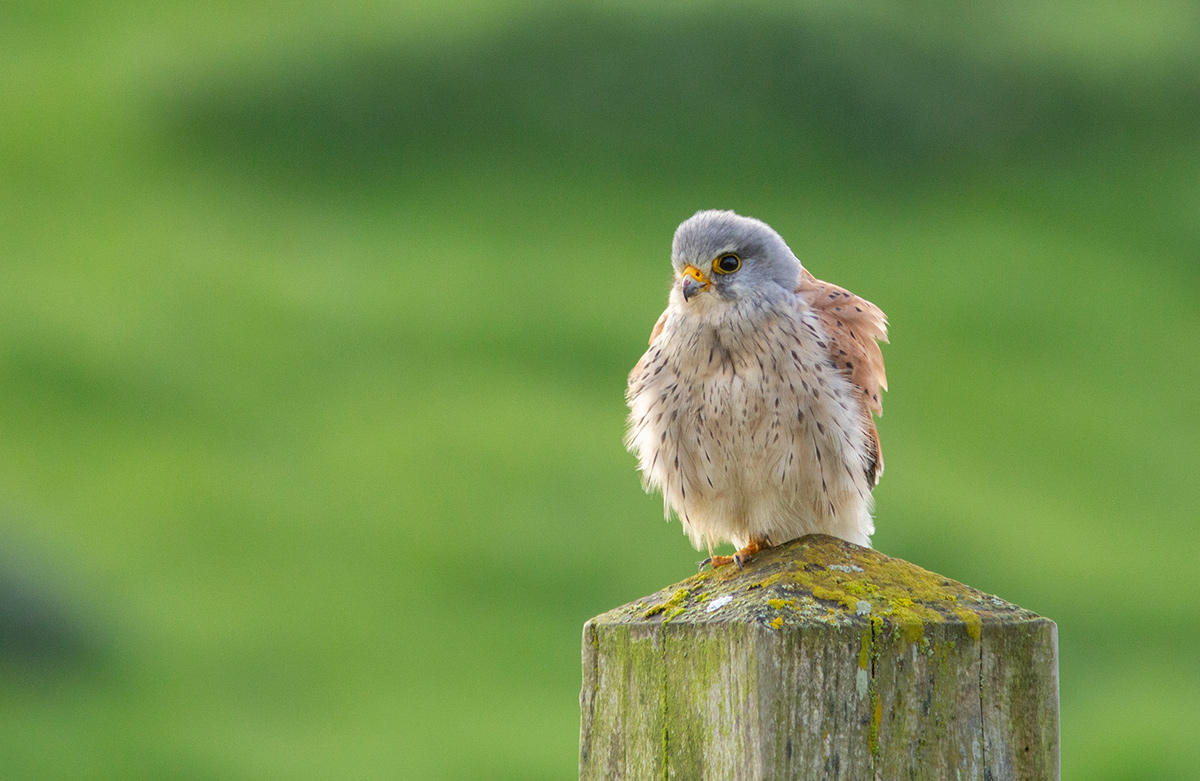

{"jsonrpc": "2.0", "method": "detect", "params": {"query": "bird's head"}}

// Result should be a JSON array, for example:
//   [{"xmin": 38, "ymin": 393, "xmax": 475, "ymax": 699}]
[{"xmin": 670, "ymin": 210, "xmax": 802, "ymax": 310}]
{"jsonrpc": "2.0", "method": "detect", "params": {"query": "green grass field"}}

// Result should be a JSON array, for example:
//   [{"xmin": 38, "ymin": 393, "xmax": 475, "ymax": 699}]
[{"xmin": 2, "ymin": 2, "xmax": 1199, "ymax": 778}]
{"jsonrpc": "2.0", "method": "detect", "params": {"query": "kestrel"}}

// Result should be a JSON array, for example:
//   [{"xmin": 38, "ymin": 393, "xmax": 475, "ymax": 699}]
[{"xmin": 626, "ymin": 210, "xmax": 888, "ymax": 568}]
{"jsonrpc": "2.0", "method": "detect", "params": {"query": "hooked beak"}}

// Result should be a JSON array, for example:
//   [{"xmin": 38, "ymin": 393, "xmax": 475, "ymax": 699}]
[{"xmin": 680, "ymin": 264, "xmax": 710, "ymax": 301}]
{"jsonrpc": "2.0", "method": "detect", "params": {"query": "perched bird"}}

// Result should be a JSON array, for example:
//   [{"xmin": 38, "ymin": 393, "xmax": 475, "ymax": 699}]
[{"xmin": 625, "ymin": 210, "xmax": 888, "ymax": 568}]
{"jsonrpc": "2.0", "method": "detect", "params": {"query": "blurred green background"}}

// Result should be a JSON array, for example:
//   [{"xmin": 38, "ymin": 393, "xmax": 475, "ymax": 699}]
[{"xmin": 2, "ymin": 1, "xmax": 1198, "ymax": 778}]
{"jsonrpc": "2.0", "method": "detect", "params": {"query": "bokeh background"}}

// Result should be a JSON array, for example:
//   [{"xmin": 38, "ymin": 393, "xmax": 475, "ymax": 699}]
[{"xmin": 2, "ymin": 1, "xmax": 1198, "ymax": 778}]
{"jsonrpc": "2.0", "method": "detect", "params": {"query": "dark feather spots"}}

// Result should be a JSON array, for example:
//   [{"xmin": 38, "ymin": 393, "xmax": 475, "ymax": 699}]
[
  {"xmin": 821, "ymin": 478, "xmax": 827, "ymax": 493},
  {"xmin": 816, "ymin": 341, "xmax": 827, "ymax": 349},
  {"xmin": 797, "ymin": 410, "xmax": 805, "ymax": 423},
  {"xmin": 845, "ymin": 361, "xmax": 854, "ymax": 369},
  {"xmin": 855, "ymin": 306, "xmax": 863, "ymax": 312},
  {"xmin": 816, "ymin": 422, "xmax": 825, "ymax": 435}
]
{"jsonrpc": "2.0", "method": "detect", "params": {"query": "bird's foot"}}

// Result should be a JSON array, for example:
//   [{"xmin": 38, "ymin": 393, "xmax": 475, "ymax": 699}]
[
  {"xmin": 698, "ymin": 554, "xmax": 737, "ymax": 570},
  {"xmin": 699, "ymin": 536, "xmax": 772, "ymax": 571}
]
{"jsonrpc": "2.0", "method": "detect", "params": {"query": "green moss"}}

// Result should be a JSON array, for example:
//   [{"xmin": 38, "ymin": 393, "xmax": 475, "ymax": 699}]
[
  {"xmin": 810, "ymin": 585, "xmax": 841, "ymax": 603},
  {"xmin": 868, "ymin": 689, "xmax": 882, "ymax": 756},
  {"xmin": 810, "ymin": 584, "xmax": 859, "ymax": 612},
  {"xmin": 953, "ymin": 607, "xmax": 983, "ymax": 641},
  {"xmin": 598, "ymin": 535, "xmax": 1028, "ymax": 644},
  {"xmin": 892, "ymin": 613, "xmax": 927, "ymax": 643}
]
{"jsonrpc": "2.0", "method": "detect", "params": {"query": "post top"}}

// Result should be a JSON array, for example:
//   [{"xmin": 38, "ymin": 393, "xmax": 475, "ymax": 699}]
[{"xmin": 589, "ymin": 535, "xmax": 1048, "ymax": 640}]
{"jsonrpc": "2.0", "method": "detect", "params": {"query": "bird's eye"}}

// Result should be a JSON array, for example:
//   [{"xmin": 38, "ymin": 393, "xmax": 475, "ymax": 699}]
[{"xmin": 713, "ymin": 254, "xmax": 741, "ymax": 274}]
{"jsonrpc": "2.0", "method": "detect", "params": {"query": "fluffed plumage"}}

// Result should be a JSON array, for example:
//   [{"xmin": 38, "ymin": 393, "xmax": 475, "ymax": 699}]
[{"xmin": 625, "ymin": 210, "xmax": 888, "ymax": 561}]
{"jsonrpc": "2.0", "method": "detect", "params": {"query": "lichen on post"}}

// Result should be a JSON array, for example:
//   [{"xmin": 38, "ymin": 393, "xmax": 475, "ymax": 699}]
[{"xmin": 579, "ymin": 535, "xmax": 1059, "ymax": 780}]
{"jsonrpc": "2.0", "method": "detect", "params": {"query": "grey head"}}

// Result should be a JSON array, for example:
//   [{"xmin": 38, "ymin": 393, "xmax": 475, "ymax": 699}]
[{"xmin": 670, "ymin": 210, "xmax": 802, "ymax": 305}]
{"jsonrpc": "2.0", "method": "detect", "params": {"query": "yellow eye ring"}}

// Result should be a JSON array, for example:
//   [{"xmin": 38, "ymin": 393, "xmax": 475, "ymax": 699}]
[{"xmin": 712, "ymin": 253, "xmax": 741, "ymax": 274}]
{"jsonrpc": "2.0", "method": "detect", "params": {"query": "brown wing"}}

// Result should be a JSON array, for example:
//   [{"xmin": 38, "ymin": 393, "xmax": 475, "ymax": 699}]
[
  {"xmin": 647, "ymin": 310, "xmax": 668, "ymax": 346},
  {"xmin": 797, "ymin": 268, "xmax": 889, "ymax": 484},
  {"xmin": 628, "ymin": 310, "xmax": 669, "ymax": 384}
]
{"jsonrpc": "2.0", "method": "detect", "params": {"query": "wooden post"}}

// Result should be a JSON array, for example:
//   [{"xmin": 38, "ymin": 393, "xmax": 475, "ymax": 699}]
[{"xmin": 579, "ymin": 535, "xmax": 1058, "ymax": 780}]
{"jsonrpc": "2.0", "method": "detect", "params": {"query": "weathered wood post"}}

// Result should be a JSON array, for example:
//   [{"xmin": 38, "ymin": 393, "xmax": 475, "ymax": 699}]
[{"xmin": 579, "ymin": 535, "xmax": 1058, "ymax": 780}]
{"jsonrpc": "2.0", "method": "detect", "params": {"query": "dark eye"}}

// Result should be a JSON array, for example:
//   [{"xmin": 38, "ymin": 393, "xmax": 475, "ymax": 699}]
[{"xmin": 713, "ymin": 253, "xmax": 741, "ymax": 274}]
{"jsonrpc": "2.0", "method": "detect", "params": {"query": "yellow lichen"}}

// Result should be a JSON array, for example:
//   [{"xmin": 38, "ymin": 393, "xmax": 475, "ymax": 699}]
[
  {"xmin": 767, "ymin": 598, "xmax": 795, "ymax": 609},
  {"xmin": 769, "ymin": 616, "xmax": 783, "ymax": 630},
  {"xmin": 643, "ymin": 588, "xmax": 691, "ymax": 619},
  {"xmin": 843, "ymin": 580, "xmax": 880, "ymax": 598}
]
